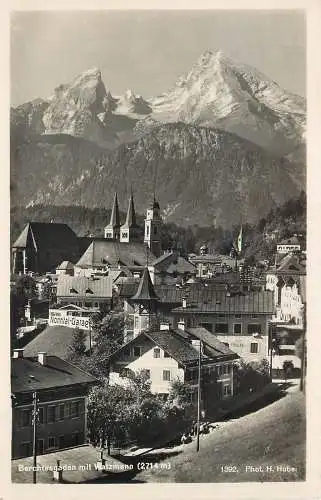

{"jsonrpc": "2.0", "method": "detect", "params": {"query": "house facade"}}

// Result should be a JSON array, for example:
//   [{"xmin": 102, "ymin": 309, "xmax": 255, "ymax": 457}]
[
  {"xmin": 107, "ymin": 325, "xmax": 238, "ymax": 403},
  {"xmin": 11, "ymin": 349, "xmax": 97, "ymax": 459},
  {"xmin": 56, "ymin": 275, "xmax": 113, "ymax": 311},
  {"xmin": 170, "ymin": 290, "xmax": 275, "ymax": 363}
]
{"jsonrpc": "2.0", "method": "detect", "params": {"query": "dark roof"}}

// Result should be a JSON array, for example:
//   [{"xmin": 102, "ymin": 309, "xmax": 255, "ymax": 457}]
[
  {"xmin": 145, "ymin": 330, "xmax": 200, "ymax": 364},
  {"xmin": 151, "ymin": 252, "xmax": 195, "ymax": 275},
  {"xmin": 186, "ymin": 327, "xmax": 239, "ymax": 361},
  {"xmin": 108, "ymin": 330, "xmax": 201, "ymax": 366},
  {"xmin": 106, "ymin": 192, "xmax": 120, "ymax": 229},
  {"xmin": 131, "ymin": 268, "xmax": 159, "ymax": 302},
  {"xmin": 11, "ymin": 354, "xmax": 97, "ymax": 393},
  {"xmin": 57, "ymin": 275, "xmax": 112, "ymax": 298},
  {"xmin": 108, "ymin": 328, "xmax": 237, "ymax": 367},
  {"xmin": 172, "ymin": 290, "xmax": 274, "ymax": 314},
  {"xmin": 23, "ymin": 326, "xmax": 90, "ymax": 360},
  {"xmin": 76, "ymin": 240, "xmax": 156, "ymax": 268},
  {"xmin": 12, "ymin": 222, "xmax": 78, "ymax": 249}
]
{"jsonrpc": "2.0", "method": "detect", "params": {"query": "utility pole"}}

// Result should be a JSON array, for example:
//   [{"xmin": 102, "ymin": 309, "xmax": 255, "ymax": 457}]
[
  {"xmin": 32, "ymin": 391, "xmax": 38, "ymax": 484},
  {"xmin": 196, "ymin": 340, "xmax": 202, "ymax": 452}
]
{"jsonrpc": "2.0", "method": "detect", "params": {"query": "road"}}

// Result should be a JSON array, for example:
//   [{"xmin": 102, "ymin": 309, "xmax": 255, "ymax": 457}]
[{"xmin": 136, "ymin": 389, "xmax": 305, "ymax": 483}]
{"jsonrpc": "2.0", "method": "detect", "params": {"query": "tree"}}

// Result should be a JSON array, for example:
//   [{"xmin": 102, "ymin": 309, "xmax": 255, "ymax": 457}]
[
  {"xmin": 283, "ymin": 360, "xmax": 294, "ymax": 381},
  {"xmin": 66, "ymin": 328, "xmax": 87, "ymax": 360}
]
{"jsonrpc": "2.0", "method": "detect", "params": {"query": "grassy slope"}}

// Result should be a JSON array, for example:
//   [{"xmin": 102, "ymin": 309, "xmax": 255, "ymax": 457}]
[{"xmin": 137, "ymin": 391, "xmax": 305, "ymax": 483}]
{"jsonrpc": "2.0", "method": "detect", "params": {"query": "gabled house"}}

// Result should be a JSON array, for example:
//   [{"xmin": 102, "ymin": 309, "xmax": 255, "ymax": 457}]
[{"xmin": 107, "ymin": 323, "xmax": 238, "ymax": 402}]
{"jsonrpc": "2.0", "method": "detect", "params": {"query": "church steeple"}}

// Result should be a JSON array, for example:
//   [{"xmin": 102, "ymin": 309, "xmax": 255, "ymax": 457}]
[
  {"xmin": 144, "ymin": 195, "xmax": 162, "ymax": 257},
  {"xmin": 120, "ymin": 192, "xmax": 139, "ymax": 243},
  {"xmin": 130, "ymin": 267, "xmax": 158, "ymax": 336},
  {"xmin": 104, "ymin": 193, "xmax": 120, "ymax": 239}
]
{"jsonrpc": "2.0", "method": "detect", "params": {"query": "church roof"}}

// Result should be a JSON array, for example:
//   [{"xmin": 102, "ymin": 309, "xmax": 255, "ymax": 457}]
[
  {"xmin": 75, "ymin": 240, "xmax": 156, "ymax": 269},
  {"xmin": 106, "ymin": 193, "xmax": 120, "ymax": 229},
  {"xmin": 131, "ymin": 267, "xmax": 159, "ymax": 302},
  {"xmin": 121, "ymin": 194, "xmax": 137, "ymax": 228},
  {"xmin": 12, "ymin": 222, "xmax": 78, "ymax": 249}
]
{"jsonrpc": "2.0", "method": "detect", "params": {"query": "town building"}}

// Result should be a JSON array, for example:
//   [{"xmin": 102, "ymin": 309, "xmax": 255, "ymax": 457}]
[
  {"xmin": 11, "ymin": 349, "xmax": 97, "ymax": 459},
  {"xmin": 265, "ymin": 254, "xmax": 306, "ymax": 325},
  {"xmin": 171, "ymin": 289, "xmax": 275, "ymax": 362},
  {"xmin": 123, "ymin": 269, "xmax": 274, "ymax": 362},
  {"xmin": 11, "ymin": 223, "xmax": 88, "ymax": 275},
  {"xmin": 56, "ymin": 275, "xmax": 113, "ymax": 311},
  {"xmin": 107, "ymin": 323, "xmax": 238, "ymax": 406},
  {"xmin": 276, "ymin": 236, "xmax": 301, "ymax": 255},
  {"xmin": 147, "ymin": 251, "xmax": 196, "ymax": 285}
]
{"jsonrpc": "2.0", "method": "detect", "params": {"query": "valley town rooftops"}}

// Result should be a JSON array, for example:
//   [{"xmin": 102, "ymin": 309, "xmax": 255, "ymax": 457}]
[{"xmin": 75, "ymin": 240, "xmax": 156, "ymax": 268}]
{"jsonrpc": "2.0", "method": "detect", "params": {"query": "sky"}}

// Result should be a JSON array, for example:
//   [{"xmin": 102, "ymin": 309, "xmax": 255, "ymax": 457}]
[{"xmin": 10, "ymin": 10, "xmax": 306, "ymax": 106}]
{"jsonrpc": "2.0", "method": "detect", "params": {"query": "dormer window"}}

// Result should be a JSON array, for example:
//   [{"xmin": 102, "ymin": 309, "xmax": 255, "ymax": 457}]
[
  {"xmin": 85, "ymin": 288, "xmax": 94, "ymax": 294},
  {"xmin": 69, "ymin": 288, "xmax": 78, "ymax": 294}
]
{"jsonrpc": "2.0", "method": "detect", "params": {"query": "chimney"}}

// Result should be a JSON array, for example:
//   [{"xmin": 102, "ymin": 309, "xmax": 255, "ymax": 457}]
[
  {"xmin": 13, "ymin": 349, "xmax": 24, "ymax": 359},
  {"xmin": 160, "ymin": 321, "xmax": 170, "ymax": 331},
  {"xmin": 182, "ymin": 296, "xmax": 187, "ymax": 309},
  {"xmin": 178, "ymin": 319, "xmax": 185, "ymax": 331},
  {"xmin": 38, "ymin": 352, "xmax": 47, "ymax": 366}
]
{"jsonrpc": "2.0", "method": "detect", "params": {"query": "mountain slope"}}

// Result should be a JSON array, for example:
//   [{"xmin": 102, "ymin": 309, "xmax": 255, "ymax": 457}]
[
  {"xmin": 11, "ymin": 123, "xmax": 304, "ymax": 227},
  {"xmin": 144, "ymin": 50, "xmax": 306, "ymax": 160},
  {"xmin": 11, "ymin": 50, "xmax": 306, "ymax": 161}
]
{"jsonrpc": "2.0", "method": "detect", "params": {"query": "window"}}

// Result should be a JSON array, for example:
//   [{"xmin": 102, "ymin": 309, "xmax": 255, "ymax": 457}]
[
  {"xmin": 233, "ymin": 323, "xmax": 242, "ymax": 334},
  {"xmin": 48, "ymin": 436, "xmax": 57, "ymax": 449},
  {"xmin": 124, "ymin": 347, "xmax": 131, "ymax": 357},
  {"xmin": 154, "ymin": 227, "xmax": 157, "ymax": 235},
  {"xmin": 223, "ymin": 342, "xmax": 229, "ymax": 348},
  {"xmin": 216, "ymin": 365, "xmax": 222, "ymax": 376},
  {"xmin": 251, "ymin": 314, "xmax": 258, "ymax": 319},
  {"xmin": 143, "ymin": 369, "xmax": 151, "ymax": 379},
  {"xmin": 58, "ymin": 404, "xmax": 64, "ymax": 421},
  {"xmin": 223, "ymin": 384, "xmax": 232, "ymax": 397},
  {"xmin": 215, "ymin": 323, "xmax": 228, "ymax": 334},
  {"xmin": 153, "ymin": 348, "xmax": 161, "ymax": 358},
  {"xmin": 122, "ymin": 232, "xmax": 128, "ymax": 239},
  {"xmin": 247, "ymin": 324, "xmax": 262, "ymax": 335},
  {"xmin": 20, "ymin": 409, "xmax": 31, "ymax": 427},
  {"xmin": 133, "ymin": 346, "xmax": 141, "ymax": 357},
  {"xmin": 47, "ymin": 406, "xmax": 56, "ymax": 423},
  {"xmin": 106, "ymin": 232, "xmax": 112, "ymax": 238},
  {"xmin": 163, "ymin": 370, "xmax": 171, "ymax": 381},
  {"xmin": 164, "ymin": 351, "xmax": 171, "ymax": 358},
  {"xmin": 134, "ymin": 316, "xmax": 139, "ymax": 329},
  {"xmin": 146, "ymin": 226, "xmax": 150, "ymax": 237},
  {"xmin": 120, "ymin": 368, "xmax": 132, "ymax": 378},
  {"xmin": 250, "ymin": 342, "xmax": 259, "ymax": 353},
  {"xmin": 70, "ymin": 401, "xmax": 80, "ymax": 418},
  {"xmin": 223, "ymin": 364, "xmax": 230, "ymax": 375},
  {"xmin": 235, "ymin": 314, "xmax": 241, "ymax": 319}
]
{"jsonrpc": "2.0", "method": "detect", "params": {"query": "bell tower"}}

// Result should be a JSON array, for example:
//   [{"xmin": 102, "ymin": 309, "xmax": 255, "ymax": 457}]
[
  {"xmin": 144, "ymin": 196, "xmax": 162, "ymax": 258},
  {"xmin": 104, "ymin": 193, "xmax": 120, "ymax": 240}
]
